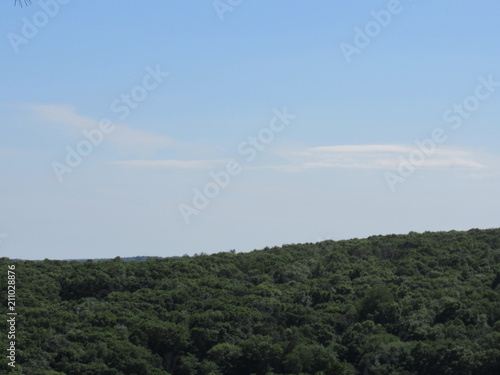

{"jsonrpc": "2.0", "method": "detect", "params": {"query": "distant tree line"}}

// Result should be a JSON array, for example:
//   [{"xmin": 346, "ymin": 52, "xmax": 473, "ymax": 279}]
[{"xmin": 1, "ymin": 228, "xmax": 500, "ymax": 374}]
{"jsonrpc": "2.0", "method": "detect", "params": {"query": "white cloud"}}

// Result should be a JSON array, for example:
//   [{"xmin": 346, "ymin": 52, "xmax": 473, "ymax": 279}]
[
  {"xmin": 111, "ymin": 159, "xmax": 230, "ymax": 169},
  {"xmin": 0, "ymin": 148, "xmax": 42, "ymax": 160},
  {"xmin": 26, "ymin": 104, "xmax": 178, "ymax": 151},
  {"xmin": 265, "ymin": 144, "xmax": 485, "ymax": 172},
  {"xmin": 110, "ymin": 144, "xmax": 487, "ymax": 172},
  {"xmin": 29, "ymin": 104, "xmax": 94, "ymax": 129},
  {"xmin": 464, "ymin": 171, "xmax": 500, "ymax": 179}
]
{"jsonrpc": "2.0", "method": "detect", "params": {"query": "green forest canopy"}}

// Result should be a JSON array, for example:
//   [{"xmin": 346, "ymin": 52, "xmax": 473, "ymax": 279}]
[{"xmin": 2, "ymin": 228, "xmax": 500, "ymax": 374}]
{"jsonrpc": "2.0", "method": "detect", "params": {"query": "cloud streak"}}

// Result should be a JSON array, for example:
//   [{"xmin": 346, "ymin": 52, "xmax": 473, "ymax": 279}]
[
  {"xmin": 109, "ymin": 144, "xmax": 485, "ymax": 172},
  {"xmin": 26, "ymin": 104, "xmax": 178, "ymax": 151},
  {"xmin": 265, "ymin": 144, "xmax": 485, "ymax": 172},
  {"xmin": 111, "ymin": 159, "xmax": 230, "ymax": 169}
]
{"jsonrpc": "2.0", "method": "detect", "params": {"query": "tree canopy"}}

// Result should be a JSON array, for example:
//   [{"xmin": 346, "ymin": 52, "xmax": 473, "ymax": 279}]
[{"xmin": 2, "ymin": 228, "xmax": 500, "ymax": 374}]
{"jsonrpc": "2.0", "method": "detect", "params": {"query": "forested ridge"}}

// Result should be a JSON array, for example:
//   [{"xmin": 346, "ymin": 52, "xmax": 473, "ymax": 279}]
[{"xmin": 2, "ymin": 228, "xmax": 500, "ymax": 375}]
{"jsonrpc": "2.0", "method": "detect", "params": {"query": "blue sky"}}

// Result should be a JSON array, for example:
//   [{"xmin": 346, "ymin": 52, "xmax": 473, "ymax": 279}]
[{"xmin": 1, "ymin": 0, "xmax": 499, "ymax": 260}]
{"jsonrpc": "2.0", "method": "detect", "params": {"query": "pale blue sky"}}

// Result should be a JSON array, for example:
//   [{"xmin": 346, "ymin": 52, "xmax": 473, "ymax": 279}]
[{"xmin": 1, "ymin": 0, "xmax": 499, "ymax": 260}]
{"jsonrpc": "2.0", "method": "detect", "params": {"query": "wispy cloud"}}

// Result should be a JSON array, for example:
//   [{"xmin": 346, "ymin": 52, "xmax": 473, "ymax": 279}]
[
  {"xmin": 464, "ymin": 171, "xmax": 500, "ymax": 179},
  {"xmin": 26, "ymin": 104, "xmax": 178, "ymax": 151},
  {"xmin": 109, "ymin": 144, "xmax": 485, "ymax": 173},
  {"xmin": 29, "ymin": 104, "xmax": 94, "ymax": 129},
  {"xmin": 265, "ymin": 144, "xmax": 485, "ymax": 172},
  {"xmin": 111, "ymin": 159, "xmax": 230, "ymax": 169},
  {"xmin": 0, "ymin": 148, "xmax": 43, "ymax": 161}
]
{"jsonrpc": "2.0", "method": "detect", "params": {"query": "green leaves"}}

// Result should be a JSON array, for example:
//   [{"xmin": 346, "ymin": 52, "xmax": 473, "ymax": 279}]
[{"xmin": 6, "ymin": 228, "xmax": 500, "ymax": 374}]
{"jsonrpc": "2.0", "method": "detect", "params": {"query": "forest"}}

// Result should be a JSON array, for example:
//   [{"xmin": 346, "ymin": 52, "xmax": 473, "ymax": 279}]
[{"xmin": 1, "ymin": 228, "xmax": 500, "ymax": 374}]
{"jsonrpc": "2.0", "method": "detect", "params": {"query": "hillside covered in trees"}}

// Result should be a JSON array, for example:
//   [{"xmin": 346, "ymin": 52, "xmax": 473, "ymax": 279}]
[{"xmin": 2, "ymin": 228, "xmax": 500, "ymax": 374}]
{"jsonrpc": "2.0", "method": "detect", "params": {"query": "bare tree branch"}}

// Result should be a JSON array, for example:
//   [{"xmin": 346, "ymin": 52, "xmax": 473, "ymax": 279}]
[{"xmin": 15, "ymin": 0, "xmax": 32, "ymax": 7}]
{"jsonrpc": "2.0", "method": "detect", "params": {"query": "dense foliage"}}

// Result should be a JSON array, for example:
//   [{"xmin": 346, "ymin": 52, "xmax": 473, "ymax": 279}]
[{"xmin": 2, "ymin": 228, "xmax": 500, "ymax": 374}]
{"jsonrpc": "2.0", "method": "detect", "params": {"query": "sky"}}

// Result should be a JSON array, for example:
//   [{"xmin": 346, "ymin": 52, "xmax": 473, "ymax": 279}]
[{"xmin": 1, "ymin": 0, "xmax": 499, "ymax": 260}]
